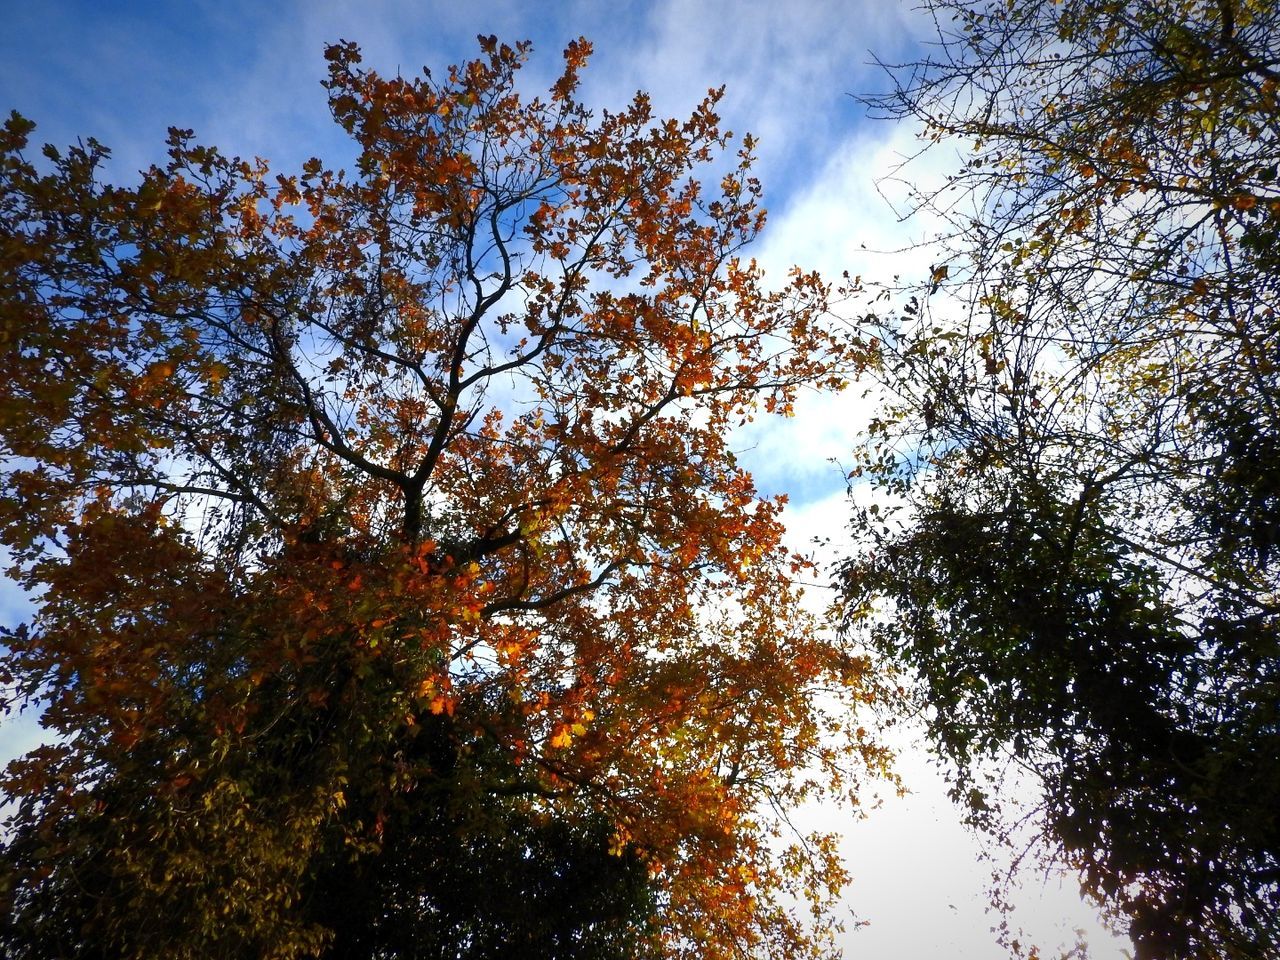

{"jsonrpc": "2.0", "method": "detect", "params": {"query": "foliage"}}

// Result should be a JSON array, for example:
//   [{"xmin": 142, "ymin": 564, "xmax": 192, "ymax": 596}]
[
  {"xmin": 844, "ymin": 1, "xmax": 1280, "ymax": 958},
  {"xmin": 291, "ymin": 716, "xmax": 664, "ymax": 960},
  {"xmin": 0, "ymin": 37, "xmax": 886, "ymax": 959}
]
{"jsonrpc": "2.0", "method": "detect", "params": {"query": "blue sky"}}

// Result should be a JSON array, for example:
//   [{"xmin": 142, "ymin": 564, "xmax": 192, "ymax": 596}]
[
  {"xmin": 1, "ymin": 0, "xmax": 889, "ymax": 191},
  {"xmin": 0, "ymin": 2, "xmax": 1131, "ymax": 957}
]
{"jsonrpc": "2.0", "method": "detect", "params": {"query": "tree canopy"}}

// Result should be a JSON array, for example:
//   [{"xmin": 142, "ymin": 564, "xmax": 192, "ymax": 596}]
[
  {"xmin": 844, "ymin": 1, "xmax": 1280, "ymax": 958},
  {"xmin": 0, "ymin": 37, "xmax": 887, "ymax": 960}
]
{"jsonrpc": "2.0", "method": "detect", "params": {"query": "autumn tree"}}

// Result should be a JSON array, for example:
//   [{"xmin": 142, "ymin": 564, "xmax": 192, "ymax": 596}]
[
  {"xmin": 843, "ymin": 1, "xmax": 1280, "ymax": 958},
  {"xmin": 0, "ymin": 37, "xmax": 885, "ymax": 960}
]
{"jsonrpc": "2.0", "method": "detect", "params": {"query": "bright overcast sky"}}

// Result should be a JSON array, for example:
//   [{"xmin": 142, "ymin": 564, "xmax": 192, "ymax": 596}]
[{"xmin": 0, "ymin": 2, "xmax": 1134, "ymax": 957}]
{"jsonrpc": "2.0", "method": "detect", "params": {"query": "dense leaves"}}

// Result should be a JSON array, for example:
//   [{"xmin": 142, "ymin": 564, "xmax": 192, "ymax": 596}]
[
  {"xmin": 0, "ymin": 38, "xmax": 885, "ymax": 959},
  {"xmin": 845, "ymin": 1, "xmax": 1280, "ymax": 958},
  {"xmin": 303, "ymin": 717, "xmax": 662, "ymax": 960}
]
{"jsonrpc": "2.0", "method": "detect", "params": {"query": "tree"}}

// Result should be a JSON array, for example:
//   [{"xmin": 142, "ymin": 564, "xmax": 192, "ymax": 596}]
[
  {"xmin": 2, "ymin": 708, "xmax": 660, "ymax": 960},
  {"xmin": 843, "ymin": 1, "xmax": 1280, "ymax": 958},
  {"xmin": 0, "ymin": 37, "xmax": 886, "ymax": 960},
  {"xmin": 304, "ymin": 716, "xmax": 661, "ymax": 960}
]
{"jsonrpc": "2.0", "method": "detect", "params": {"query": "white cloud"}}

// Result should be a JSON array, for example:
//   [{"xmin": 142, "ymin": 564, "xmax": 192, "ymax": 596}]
[
  {"xmin": 755, "ymin": 116, "xmax": 960, "ymax": 285},
  {"xmin": 728, "ymin": 119, "xmax": 958, "ymax": 507}
]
